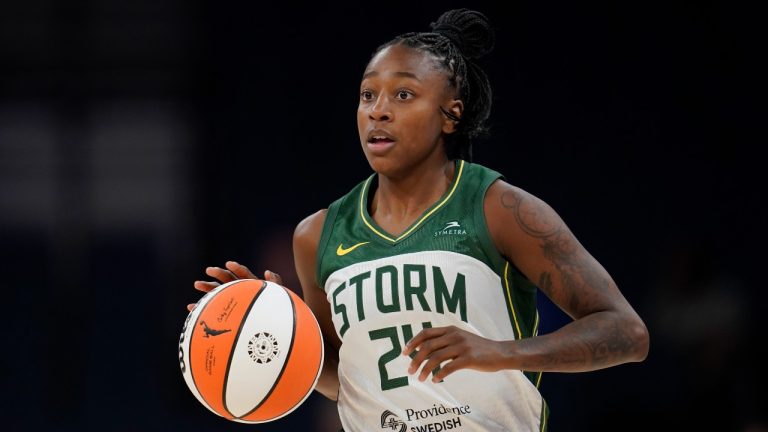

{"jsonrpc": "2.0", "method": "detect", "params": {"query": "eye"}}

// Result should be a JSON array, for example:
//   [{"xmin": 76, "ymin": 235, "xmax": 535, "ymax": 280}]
[
  {"xmin": 360, "ymin": 90, "xmax": 374, "ymax": 101},
  {"xmin": 395, "ymin": 90, "xmax": 412, "ymax": 100}
]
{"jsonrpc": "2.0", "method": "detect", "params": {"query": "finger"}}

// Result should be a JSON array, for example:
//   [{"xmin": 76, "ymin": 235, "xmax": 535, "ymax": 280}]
[
  {"xmin": 408, "ymin": 334, "xmax": 451, "ymax": 375},
  {"xmin": 417, "ymin": 345, "xmax": 461, "ymax": 382},
  {"xmin": 403, "ymin": 327, "xmax": 446, "ymax": 357},
  {"xmin": 194, "ymin": 280, "xmax": 220, "ymax": 292},
  {"xmin": 206, "ymin": 266, "xmax": 237, "ymax": 283},
  {"xmin": 225, "ymin": 261, "xmax": 257, "ymax": 280},
  {"xmin": 431, "ymin": 356, "xmax": 467, "ymax": 383},
  {"xmin": 187, "ymin": 303, "xmax": 196, "ymax": 312},
  {"xmin": 264, "ymin": 270, "xmax": 283, "ymax": 285}
]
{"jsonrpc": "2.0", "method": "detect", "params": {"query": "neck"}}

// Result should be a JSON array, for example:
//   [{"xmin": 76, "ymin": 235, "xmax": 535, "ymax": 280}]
[{"xmin": 370, "ymin": 157, "xmax": 457, "ymax": 225}]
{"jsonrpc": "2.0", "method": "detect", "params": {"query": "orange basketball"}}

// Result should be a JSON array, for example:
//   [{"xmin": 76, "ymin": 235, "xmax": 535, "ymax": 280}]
[{"xmin": 178, "ymin": 279, "xmax": 324, "ymax": 423}]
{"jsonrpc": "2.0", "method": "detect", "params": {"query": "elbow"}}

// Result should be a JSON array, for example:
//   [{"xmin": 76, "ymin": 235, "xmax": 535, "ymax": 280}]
[
  {"xmin": 316, "ymin": 387, "xmax": 339, "ymax": 402},
  {"xmin": 628, "ymin": 317, "xmax": 650, "ymax": 362}
]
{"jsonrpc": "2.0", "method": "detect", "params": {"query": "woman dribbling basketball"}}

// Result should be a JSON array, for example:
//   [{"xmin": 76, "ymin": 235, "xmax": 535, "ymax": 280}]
[{"xmin": 193, "ymin": 8, "xmax": 649, "ymax": 431}]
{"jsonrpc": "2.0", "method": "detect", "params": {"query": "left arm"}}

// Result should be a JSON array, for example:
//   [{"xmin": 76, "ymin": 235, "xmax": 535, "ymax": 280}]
[{"xmin": 404, "ymin": 180, "xmax": 649, "ymax": 382}]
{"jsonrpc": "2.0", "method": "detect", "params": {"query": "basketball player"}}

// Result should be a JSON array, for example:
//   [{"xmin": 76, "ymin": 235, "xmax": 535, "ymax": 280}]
[{"xmin": 192, "ymin": 9, "xmax": 649, "ymax": 431}]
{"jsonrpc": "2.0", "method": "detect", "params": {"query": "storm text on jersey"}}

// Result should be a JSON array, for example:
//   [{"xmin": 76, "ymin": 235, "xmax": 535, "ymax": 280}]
[{"xmin": 332, "ymin": 264, "xmax": 467, "ymax": 337}]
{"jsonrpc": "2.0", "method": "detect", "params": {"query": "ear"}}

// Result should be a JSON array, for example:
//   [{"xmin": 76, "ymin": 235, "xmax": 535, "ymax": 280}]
[{"xmin": 441, "ymin": 99, "xmax": 464, "ymax": 134}]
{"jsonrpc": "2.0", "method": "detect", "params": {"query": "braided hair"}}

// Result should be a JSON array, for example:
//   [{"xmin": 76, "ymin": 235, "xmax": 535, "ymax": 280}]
[{"xmin": 373, "ymin": 9, "xmax": 495, "ymax": 161}]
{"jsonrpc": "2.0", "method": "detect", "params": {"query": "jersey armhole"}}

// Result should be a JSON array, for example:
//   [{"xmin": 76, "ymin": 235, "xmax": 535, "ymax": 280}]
[
  {"xmin": 473, "ymin": 174, "xmax": 508, "ymax": 273},
  {"xmin": 315, "ymin": 199, "xmax": 342, "ymax": 288},
  {"xmin": 473, "ymin": 175, "xmax": 537, "ymax": 287}
]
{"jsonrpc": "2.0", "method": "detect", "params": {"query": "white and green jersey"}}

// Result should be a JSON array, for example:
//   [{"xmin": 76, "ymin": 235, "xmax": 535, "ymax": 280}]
[{"xmin": 317, "ymin": 159, "xmax": 548, "ymax": 432}]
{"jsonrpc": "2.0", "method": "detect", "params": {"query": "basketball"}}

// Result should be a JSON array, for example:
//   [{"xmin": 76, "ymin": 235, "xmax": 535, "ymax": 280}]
[{"xmin": 178, "ymin": 278, "xmax": 324, "ymax": 423}]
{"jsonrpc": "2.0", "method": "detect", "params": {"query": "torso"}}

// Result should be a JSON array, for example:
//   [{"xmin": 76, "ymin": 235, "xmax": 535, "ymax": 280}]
[{"xmin": 316, "ymin": 159, "xmax": 547, "ymax": 432}]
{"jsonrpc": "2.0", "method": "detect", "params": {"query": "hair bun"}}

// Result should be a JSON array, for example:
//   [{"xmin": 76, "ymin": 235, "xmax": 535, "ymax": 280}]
[{"xmin": 429, "ymin": 9, "xmax": 495, "ymax": 59}]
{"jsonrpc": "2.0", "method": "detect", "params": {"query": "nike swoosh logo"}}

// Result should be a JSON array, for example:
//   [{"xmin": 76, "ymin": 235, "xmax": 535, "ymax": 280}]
[{"xmin": 336, "ymin": 242, "xmax": 370, "ymax": 256}]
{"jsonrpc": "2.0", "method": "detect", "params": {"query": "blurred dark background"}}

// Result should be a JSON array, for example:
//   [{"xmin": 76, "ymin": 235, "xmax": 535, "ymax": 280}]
[{"xmin": 1, "ymin": 0, "xmax": 765, "ymax": 430}]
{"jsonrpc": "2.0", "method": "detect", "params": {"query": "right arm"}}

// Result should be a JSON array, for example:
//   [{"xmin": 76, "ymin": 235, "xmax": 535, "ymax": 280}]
[
  {"xmin": 293, "ymin": 209, "xmax": 342, "ymax": 401},
  {"xmin": 189, "ymin": 210, "xmax": 341, "ymax": 400}
]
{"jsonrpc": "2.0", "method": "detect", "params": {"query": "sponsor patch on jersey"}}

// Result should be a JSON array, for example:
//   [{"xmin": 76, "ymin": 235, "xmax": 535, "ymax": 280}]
[
  {"xmin": 379, "ymin": 404, "xmax": 471, "ymax": 431},
  {"xmin": 381, "ymin": 410, "xmax": 406, "ymax": 431},
  {"xmin": 434, "ymin": 220, "xmax": 467, "ymax": 237}
]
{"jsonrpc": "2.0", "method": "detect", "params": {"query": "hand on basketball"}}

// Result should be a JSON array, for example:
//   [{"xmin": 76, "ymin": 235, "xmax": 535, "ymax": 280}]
[
  {"xmin": 402, "ymin": 326, "xmax": 507, "ymax": 383},
  {"xmin": 187, "ymin": 261, "xmax": 283, "ymax": 311}
]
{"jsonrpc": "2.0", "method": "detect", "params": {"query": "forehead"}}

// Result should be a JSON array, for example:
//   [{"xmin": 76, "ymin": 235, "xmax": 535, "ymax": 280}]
[{"xmin": 363, "ymin": 43, "xmax": 446, "ymax": 82}]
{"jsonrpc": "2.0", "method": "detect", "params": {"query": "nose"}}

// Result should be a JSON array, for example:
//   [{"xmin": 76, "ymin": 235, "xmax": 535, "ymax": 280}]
[{"xmin": 368, "ymin": 95, "xmax": 392, "ymax": 122}]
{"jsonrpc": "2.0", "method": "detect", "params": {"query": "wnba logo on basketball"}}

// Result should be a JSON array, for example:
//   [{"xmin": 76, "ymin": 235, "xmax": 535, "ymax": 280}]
[{"xmin": 247, "ymin": 332, "xmax": 280, "ymax": 363}]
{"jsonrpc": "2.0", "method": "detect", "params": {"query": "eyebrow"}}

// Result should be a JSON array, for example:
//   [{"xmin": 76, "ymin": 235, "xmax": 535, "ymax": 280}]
[{"xmin": 362, "ymin": 71, "xmax": 422, "ymax": 81}]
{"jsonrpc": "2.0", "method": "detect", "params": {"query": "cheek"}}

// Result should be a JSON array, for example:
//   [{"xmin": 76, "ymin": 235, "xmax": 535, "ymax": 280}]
[
  {"xmin": 408, "ymin": 106, "xmax": 444, "ymax": 138},
  {"xmin": 356, "ymin": 107, "xmax": 367, "ymax": 135}
]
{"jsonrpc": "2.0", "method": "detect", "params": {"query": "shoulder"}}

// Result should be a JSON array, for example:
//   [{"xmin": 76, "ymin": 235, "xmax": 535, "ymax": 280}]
[
  {"xmin": 483, "ymin": 179, "xmax": 566, "ymax": 258},
  {"xmin": 293, "ymin": 209, "xmax": 328, "ymax": 250},
  {"xmin": 293, "ymin": 209, "xmax": 328, "ymax": 289},
  {"xmin": 485, "ymin": 179, "xmax": 560, "ymax": 231},
  {"xmin": 460, "ymin": 160, "xmax": 503, "ymax": 182},
  {"xmin": 293, "ymin": 173, "xmax": 370, "ymax": 250}
]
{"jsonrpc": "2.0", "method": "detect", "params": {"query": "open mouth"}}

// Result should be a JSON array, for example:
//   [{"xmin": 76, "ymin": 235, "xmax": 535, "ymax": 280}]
[
  {"xmin": 368, "ymin": 136, "xmax": 395, "ymax": 144},
  {"xmin": 365, "ymin": 130, "xmax": 397, "ymax": 154}
]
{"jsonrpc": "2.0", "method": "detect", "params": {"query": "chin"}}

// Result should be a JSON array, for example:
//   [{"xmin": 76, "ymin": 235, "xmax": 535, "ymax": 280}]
[
  {"xmin": 362, "ymin": 153, "xmax": 387, "ymax": 174},
  {"xmin": 361, "ymin": 151, "xmax": 399, "ymax": 177}
]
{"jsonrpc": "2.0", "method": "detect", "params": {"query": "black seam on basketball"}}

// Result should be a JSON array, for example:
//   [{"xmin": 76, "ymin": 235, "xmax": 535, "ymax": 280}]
[
  {"xmin": 239, "ymin": 285, "xmax": 298, "ymax": 420},
  {"xmin": 221, "ymin": 279, "xmax": 267, "ymax": 418},
  {"xmin": 188, "ymin": 282, "xmax": 241, "ymax": 414},
  {"xmin": 264, "ymin": 292, "xmax": 323, "ymax": 421},
  {"xmin": 276, "ymin": 303, "xmax": 325, "ymax": 421}
]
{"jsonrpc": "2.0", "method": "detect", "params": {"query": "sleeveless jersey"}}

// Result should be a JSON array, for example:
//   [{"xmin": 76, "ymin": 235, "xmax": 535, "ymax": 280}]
[{"xmin": 317, "ymin": 159, "xmax": 548, "ymax": 432}]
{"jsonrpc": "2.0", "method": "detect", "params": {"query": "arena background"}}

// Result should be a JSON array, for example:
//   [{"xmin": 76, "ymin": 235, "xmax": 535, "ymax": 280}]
[{"xmin": 1, "ymin": 1, "xmax": 764, "ymax": 430}]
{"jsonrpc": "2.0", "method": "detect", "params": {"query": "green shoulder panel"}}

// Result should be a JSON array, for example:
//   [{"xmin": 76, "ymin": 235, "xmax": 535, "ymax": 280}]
[{"xmin": 315, "ymin": 179, "xmax": 366, "ymax": 285}]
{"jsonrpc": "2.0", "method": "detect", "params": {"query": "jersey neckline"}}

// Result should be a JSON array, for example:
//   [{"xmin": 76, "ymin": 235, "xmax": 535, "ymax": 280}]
[{"xmin": 358, "ymin": 159, "xmax": 466, "ymax": 244}]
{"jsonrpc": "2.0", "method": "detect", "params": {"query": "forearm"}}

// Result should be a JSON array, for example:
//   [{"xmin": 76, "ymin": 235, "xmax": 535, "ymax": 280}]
[
  {"xmin": 500, "ymin": 310, "xmax": 649, "ymax": 372},
  {"xmin": 314, "ymin": 349, "xmax": 340, "ymax": 401}
]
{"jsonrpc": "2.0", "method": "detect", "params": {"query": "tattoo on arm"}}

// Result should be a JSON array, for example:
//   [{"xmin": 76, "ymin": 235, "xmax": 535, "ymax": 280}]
[
  {"xmin": 501, "ymin": 190, "xmax": 560, "ymax": 238},
  {"xmin": 501, "ymin": 189, "xmax": 640, "ymax": 369}
]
